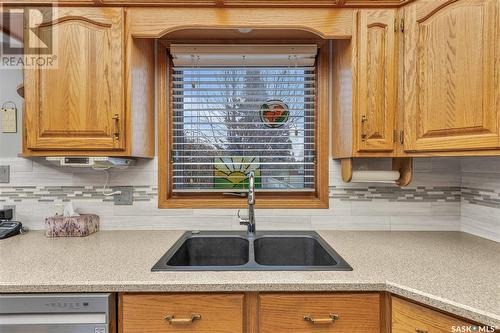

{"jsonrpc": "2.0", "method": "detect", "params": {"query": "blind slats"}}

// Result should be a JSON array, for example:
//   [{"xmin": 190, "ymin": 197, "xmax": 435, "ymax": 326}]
[
  {"xmin": 173, "ymin": 168, "xmax": 313, "ymax": 173},
  {"xmin": 174, "ymin": 122, "xmax": 316, "ymax": 126},
  {"xmin": 173, "ymin": 141, "xmax": 314, "ymax": 144},
  {"xmin": 172, "ymin": 65, "xmax": 316, "ymax": 193},
  {"xmin": 173, "ymin": 102, "xmax": 315, "ymax": 106}
]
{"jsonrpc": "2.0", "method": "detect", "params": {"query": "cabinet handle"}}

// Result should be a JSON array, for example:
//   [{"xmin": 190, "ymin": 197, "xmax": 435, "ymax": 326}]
[
  {"xmin": 165, "ymin": 314, "xmax": 201, "ymax": 325},
  {"xmin": 361, "ymin": 115, "xmax": 368, "ymax": 141},
  {"xmin": 112, "ymin": 114, "xmax": 120, "ymax": 140},
  {"xmin": 303, "ymin": 313, "xmax": 339, "ymax": 324},
  {"xmin": 415, "ymin": 330, "xmax": 428, "ymax": 333}
]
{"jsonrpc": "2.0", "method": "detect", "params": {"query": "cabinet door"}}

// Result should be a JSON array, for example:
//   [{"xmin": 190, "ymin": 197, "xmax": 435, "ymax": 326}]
[
  {"xmin": 403, "ymin": 0, "xmax": 498, "ymax": 152},
  {"xmin": 121, "ymin": 293, "xmax": 244, "ymax": 333},
  {"xmin": 357, "ymin": 10, "xmax": 397, "ymax": 153},
  {"xmin": 392, "ymin": 297, "xmax": 474, "ymax": 333},
  {"xmin": 24, "ymin": 8, "xmax": 125, "ymax": 151},
  {"xmin": 259, "ymin": 293, "xmax": 380, "ymax": 333}
]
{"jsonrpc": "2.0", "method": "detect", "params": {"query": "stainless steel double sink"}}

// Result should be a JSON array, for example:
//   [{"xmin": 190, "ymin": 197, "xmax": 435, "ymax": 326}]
[{"xmin": 152, "ymin": 231, "xmax": 352, "ymax": 271}]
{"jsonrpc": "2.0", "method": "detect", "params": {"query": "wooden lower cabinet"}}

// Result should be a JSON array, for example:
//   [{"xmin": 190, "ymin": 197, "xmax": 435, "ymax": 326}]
[
  {"xmin": 120, "ymin": 293, "xmax": 245, "ymax": 333},
  {"xmin": 259, "ymin": 293, "xmax": 381, "ymax": 333},
  {"xmin": 120, "ymin": 292, "xmax": 381, "ymax": 333},
  {"xmin": 119, "ymin": 292, "xmax": 482, "ymax": 333},
  {"xmin": 392, "ymin": 297, "xmax": 473, "ymax": 333}
]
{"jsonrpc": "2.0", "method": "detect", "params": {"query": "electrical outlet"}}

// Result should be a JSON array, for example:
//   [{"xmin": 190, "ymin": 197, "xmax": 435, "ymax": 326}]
[
  {"xmin": 112, "ymin": 186, "xmax": 134, "ymax": 205},
  {"xmin": 0, "ymin": 166, "xmax": 9, "ymax": 183},
  {"xmin": 3, "ymin": 205, "xmax": 16, "ymax": 220}
]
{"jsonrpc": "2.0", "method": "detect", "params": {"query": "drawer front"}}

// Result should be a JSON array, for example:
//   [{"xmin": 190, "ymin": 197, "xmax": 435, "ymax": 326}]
[
  {"xmin": 259, "ymin": 293, "xmax": 380, "ymax": 333},
  {"xmin": 121, "ymin": 293, "xmax": 244, "ymax": 333},
  {"xmin": 392, "ymin": 297, "xmax": 472, "ymax": 333}
]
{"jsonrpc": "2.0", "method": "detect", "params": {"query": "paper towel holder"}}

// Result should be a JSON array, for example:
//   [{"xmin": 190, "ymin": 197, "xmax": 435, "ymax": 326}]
[{"xmin": 341, "ymin": 157, "xmax": 413, "ymax": 187}]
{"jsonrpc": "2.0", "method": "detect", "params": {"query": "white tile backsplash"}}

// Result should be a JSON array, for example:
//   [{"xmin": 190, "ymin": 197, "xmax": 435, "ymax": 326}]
[
  {"xmin": 311, "ymin": 215, "xmax": 391, "ymax": 230},
  {"xmin": 459, "ymin": 157, "xmax": 500, "ymax": 242},
  {"xmin": 390, "ymin": 216, "xmax": 459, "ymax": 231},
  {"xmin": 1, "ymin": 156, "xmax": 499, "ymax": 242}
]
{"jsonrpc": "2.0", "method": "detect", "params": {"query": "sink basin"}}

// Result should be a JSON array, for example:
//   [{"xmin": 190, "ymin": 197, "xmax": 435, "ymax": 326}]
[
  {"xmin": 152, "ymin": 231, "xmax": 352, "ymax": 271},
  {"xmin": 254, "ymin": 236, "xmax": 337, "ymax": 266},
  {"xmin": 167, "ymin": 236, "xmax": 249, "ymax": 266}
]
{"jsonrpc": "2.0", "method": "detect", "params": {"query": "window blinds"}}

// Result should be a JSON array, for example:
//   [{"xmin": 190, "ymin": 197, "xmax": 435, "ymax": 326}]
[{"xmin": 171, "ymin": 65, "xmax": 316, "ymax": 193}]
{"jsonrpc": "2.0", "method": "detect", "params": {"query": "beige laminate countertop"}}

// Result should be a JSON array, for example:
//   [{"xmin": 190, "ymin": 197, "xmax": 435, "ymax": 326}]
[{"xmin": 0, "ymin": 230, "xmax": 498, "ymax": 326}]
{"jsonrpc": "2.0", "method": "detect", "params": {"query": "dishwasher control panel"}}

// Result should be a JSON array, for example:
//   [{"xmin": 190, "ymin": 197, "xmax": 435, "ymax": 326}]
[{"xmin": 0, "ymin": 293, "xmax": 115, "ymax": 333}]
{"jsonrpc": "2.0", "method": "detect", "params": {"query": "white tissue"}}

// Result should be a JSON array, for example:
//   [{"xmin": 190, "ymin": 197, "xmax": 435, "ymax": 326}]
[{"xmin": 63, "ymin": 202, "xmax": 80, "ymax": 217}]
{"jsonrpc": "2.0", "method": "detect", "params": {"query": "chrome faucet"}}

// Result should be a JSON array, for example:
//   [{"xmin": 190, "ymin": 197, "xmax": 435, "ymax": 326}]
[{"xmin": 238, "ymin": 171, "xmax": 256, "ymax": 237}]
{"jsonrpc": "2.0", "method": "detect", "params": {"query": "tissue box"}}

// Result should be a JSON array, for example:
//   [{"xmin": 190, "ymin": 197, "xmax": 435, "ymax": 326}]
[{"xmin": 45, "ymin": 214, "xmax": 99, "ymax": 237}]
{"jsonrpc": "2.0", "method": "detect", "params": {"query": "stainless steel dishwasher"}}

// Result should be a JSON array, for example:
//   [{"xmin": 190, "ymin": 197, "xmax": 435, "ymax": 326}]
[{"xmin": 0, "ymin": 293, "xmax": 115, "ymax": 333}]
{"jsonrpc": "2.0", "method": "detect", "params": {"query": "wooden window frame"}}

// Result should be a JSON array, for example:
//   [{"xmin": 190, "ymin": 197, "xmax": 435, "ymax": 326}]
[{"xmin": 158, "ymin": 41, "xmax": 329, "ymax": 209}]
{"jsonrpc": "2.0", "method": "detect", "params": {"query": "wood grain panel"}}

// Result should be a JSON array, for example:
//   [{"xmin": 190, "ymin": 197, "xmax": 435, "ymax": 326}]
[
  {"xmin": 357, "ymin": 9, "xmax": 396, "ymax": 152},
  {"xmin": 121, "ymin": 293, "xmax": 245, "ymax": 333},
  {"xmin": 392, "ymin": 296, "xmax": 473, "ymax": 333},
  {"xmin": 24, "ymin": 7, "xmax": 125, "ymax": 151},
  {"xmin": 127, "ymin": 7, "xmax": 354, "ymax": 39},
  {"xmin": 259, "ymin": 293, "xmax": 380, "ymax": 333},
  {"xmin": 126, "ymin": 37, "xmax": 155, "ymax": 158},
  {"xmin": 496, "ymin": 0, "xmax": 500, "ymax": 147},
  {"xmin": 403, "ymin": 0, "xmax": 499, "ymax": 152},
  {"xmin": 245, "ymin": 292, "xmax": 259, "ymax": 333},
  {"xmin": 380, "ymin": 292, "xmax": 391, "ymax": 333},
  {"xmin": 345, "ymin": 0, "xmax": 414, "ymax": 5},
  {"xmin": 332, "ymin": 39, "xmax": 354, "ymax": 158},
  {"xmin": 1, "ymin": 0, "xmax": 95, "ymax": 4},
  {"xmin": 0, "ymin": 0, "xmax": 416, "ymax": 6}
]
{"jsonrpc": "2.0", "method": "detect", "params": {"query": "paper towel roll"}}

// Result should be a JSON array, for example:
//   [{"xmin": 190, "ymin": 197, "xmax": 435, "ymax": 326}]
[{"xmin": 350, "ymin": 170, "xmax": 400, "ymax": 183}]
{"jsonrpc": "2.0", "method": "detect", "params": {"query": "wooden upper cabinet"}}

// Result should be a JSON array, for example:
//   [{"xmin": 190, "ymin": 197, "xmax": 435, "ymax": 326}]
[
  {"xmin": 403, "ymin": 0, "xmax": 499, "ymax": 152},
  {"xmin": 24, "ymin": 8, "xmax": 125, "ymax": 152},
  {"xmin": 332, "ymin": 9, "xmax": 398, "ymax": 159},
  {"xmin": 357, "ymin": 9, "xmax": 397, "ymax": 153}
]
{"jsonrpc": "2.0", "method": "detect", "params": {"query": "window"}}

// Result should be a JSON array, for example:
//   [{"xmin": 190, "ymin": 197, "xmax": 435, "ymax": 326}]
[{"xmin": 159, "ymin": 43, "xmax": 329, "ymax": 208}]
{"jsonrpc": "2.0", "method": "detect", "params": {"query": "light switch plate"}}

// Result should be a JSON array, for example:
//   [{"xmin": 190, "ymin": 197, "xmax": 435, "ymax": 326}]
[
  {"xmin": 0, "ymin": 166, "xmax": 10, "ymax": 183},
  {"xmin": 113, "ymin": 186, "xmax": 133, "ymax": 205},
  {"xmin": 1, "ymin": 108, "xmax": 17, "ymax": 133}
]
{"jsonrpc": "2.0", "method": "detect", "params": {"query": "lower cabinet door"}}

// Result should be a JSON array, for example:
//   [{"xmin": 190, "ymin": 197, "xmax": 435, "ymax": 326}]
[
  {"xmin": 392, "ymin": 296, "xmax": 473, "ymax": 333},
  {"xmin": 121, "ymin": 293, "xmax": 244, "ymax": 333},
  {"xmin": 259, "ymin": 293, "xmax": 380, "ymax": 333}
]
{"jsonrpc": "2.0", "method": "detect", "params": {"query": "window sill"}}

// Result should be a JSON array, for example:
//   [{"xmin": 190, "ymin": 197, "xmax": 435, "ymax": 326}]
[{"xmin": 159, "ymin": 193, "xmax": 329, "ymax": 209}]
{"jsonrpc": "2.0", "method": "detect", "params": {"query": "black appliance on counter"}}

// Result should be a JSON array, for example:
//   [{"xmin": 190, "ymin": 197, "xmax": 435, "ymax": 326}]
[{"xmin": 0, "ymin": 209, "xmax": 23, "ymax": 240}]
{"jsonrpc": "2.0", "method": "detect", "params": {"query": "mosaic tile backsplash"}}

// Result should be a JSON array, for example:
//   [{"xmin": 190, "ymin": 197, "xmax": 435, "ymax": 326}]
[
  {"xmin": 461, "ymin": 187, "xmax": 500, "ymax": 209},
  {"xmin": 0, "ymin": 185, "xmax": 465, "ymax": 204},
  {"xmin": 0, "ymin": 156, "xmax": 498, "ymax": 242},
  {"xmin": 0, "ymin": 186, "xmax": 157, "ymax": 203}
]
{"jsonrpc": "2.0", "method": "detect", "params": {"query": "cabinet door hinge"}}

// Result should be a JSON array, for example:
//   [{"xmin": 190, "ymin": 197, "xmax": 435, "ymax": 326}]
[
  {"xmin": 400, "ymin": 130, "xmax": 405, "ymax": 145},
  {"xmin": 394, "ymin": 18, "xmax": 398, "ymax": 32},
  {"xmin": 400, "ymin": 18, "xmax": 405, "ymax": 33}
]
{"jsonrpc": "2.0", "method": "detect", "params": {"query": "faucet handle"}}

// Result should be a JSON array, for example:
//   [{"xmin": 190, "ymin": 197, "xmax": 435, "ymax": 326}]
[
  {"xmin": 237, "ymin": 209, "xmax": 247, "ymax": 219},
  {"xmin": 237, "ymin": 209, "xmax": 250, "ymax": 225}
]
